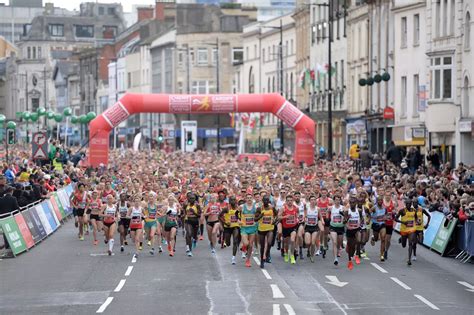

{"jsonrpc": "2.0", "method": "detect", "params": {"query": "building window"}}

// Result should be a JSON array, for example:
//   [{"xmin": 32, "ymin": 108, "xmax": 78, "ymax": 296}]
[
  {"xmin": 254, "ymin": 44, "xmax": 257, "ymax": 59},
  {"xmin": 430, "ymin": 56, "xmax": 453, "ymax": 100},
  {"xmin": 178, "ymin": 52, "xmax": 184, "ymax": 65},
  {"xmin": 27, "ymin": 46, "xmax": 31, "ymax": 59},
  {"xmin": 290, "ymin": 39, "xmax": 294, "ymax": 54},
  {"xmin": 127, "ymin": 72, "xmax": 131, "ymax": 89},
  {"xmin": 189, "ymin": 48, "xmax": 194, "ymax": 63},
  {"xmin": 443, "ymin": 0, "xmax": 448, "ymax": 36},
  {"xmin": 463, "ymin": 76, "xmax": 470, "ymax": 117},
  {"xmin": 212, "ymin": 48, "xmax": 218, "ymax": 64},
  {"xmin": 99, "ymin": 7, "xmax": 104, "ymax": 15},
  {"xmin": 75, "ymin": 25, "xmax": 94, "ymax": 38},
  {"xmin": 38, "ymin": 46, "xmax": 42, "ymax": 59},
  {"xmin": 401, "ymin": 17, "xmax": 407, "ymax": 48},
  {"xmin": 413, "ymin": 14, "xmax": 420, "ymax": 46},
  {"xmin": 108, "ymin": 7, "xmax": 115, "ymax": 15},
  {"xmin": 23, "ymin": 24, "xmax": 31, "ymax": 36},
  {"xmin": 49, "ymin": 24, "xmax": 64, "ymax": 37},
  {"xmin": 465, "ymin": 12, "xmax": 471, "ymax": 49},
  {"xmin": 192, "ymin": 80, "xmax": 213, "ymax": 94},
  {"xmin": 413, "ymin": 74, "xmax": 419, "ymax": 117},
  {"xmin": 245, "ymin": 47, "xmax": 249, "ymax": 61},
  {"xmin": 401, "ymin": 76, "xmax": 407, "ymax": 117},
  {"xmin": 197, "ymin": 48, "xmax": 208, "ymax": 65},
  {"xmin": 103, "ymin": 26, "xmax": 117, "ymax": 39},
  {"xmin": 32, "ymin": 46, "xmax": 36, "ymax": 59},
  {"xmin": 450, "ymin": 0, "xmax": 455, "ymax": 35},
  {"xmin": 249, "ymin": 67, "xmax": 254, "ymax": 94},
  {"xmin": 435, "ymin": 0, "xmax": 441, "ymax": 37},
  {"xmin": 232, "ymin": 48, "xmax": 244, "ymax": 64}
]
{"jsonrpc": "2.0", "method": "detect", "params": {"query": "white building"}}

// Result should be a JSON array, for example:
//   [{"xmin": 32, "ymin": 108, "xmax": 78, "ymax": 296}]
[
  {"xmin": 238, "ymin": 13, "xmax": 296, "ymax": 150},
  {"xmin": 392, "ymin": 1, "xmax": 427, "ymax": 150}
]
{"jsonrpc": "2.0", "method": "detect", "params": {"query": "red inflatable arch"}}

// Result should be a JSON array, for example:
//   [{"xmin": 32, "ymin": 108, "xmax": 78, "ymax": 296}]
[{"xmin": 88, "ymin": 93, "xmax": 315, "ymax": 167}]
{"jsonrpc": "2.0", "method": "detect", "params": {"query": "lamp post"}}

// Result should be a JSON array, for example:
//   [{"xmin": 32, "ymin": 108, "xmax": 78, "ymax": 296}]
[
  {"xmin": 203, "ymin": 39, "xmax": 221, "ymax": 153},
  {"xmin": 260, "ymin": 19, "xmax": 284, "ymax": 154}
]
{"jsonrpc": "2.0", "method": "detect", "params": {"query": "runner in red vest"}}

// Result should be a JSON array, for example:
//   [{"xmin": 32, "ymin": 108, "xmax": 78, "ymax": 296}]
[{"xmin": 279, "ymin": 195, "xmax": 298, "ymax": 264}]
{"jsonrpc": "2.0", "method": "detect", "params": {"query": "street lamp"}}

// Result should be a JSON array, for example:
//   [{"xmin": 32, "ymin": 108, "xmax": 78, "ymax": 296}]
[{"xmin": 260, "ymin": 19, "xmax": 284, "ymax": 155}]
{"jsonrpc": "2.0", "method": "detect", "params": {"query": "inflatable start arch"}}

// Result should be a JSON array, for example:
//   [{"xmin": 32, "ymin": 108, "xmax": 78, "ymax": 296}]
[{"xmin": 88, "ymin": 93, "xmax": 315, "ymax": 167}]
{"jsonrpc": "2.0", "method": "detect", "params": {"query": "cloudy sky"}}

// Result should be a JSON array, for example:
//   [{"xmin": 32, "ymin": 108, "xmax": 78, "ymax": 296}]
[{"xmin": 6, "ymin": 0, "xmax": 158, "ymax": 12}]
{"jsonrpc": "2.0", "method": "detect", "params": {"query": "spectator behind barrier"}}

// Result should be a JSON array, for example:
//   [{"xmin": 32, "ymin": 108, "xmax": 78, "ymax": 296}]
[{"xmin": 0, "ymin": 186, "xmax": 20, "ymax": 215}]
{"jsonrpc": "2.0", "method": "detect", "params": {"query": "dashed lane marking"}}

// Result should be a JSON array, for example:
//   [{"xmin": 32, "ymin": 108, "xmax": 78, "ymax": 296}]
[
  {"xmin": 270, "ymin": 284, "xmax": 285, "ymax": 299},
  {"xmin": 457, "ymin": 281, "xmax": 474, "ymax": 292},
  {"xmin": 113, "ymin": 279, "xmax": 126, "ymax": 292},
  {"xmin": 131, "ymin": 256, "xmax": 137, "ymax": 263},
  {"xmin": 283, "ymin": 304, "xmax": 296, "ymax": 315},
  {"xmin": 273, "ymin": 304, "xmax": 281, "ymax": 315},
  {"xmin": 124, "ymin": 266, "xmax": 133, "ymax": 276},
  {"xmin": 262, "ymin": 269, "xmax": 272, "ymax": 280},
  {"xmin": 370, "ymin": 262, "xmax": 388, "ymax": 273},
  {"xmin": 96, "ymin": 297, "xmax": 113, "ymax": 313},
  {"xmin": 390, "ymin": 277, "xmax": 411, "ymax": 290},
  {"xmin": 414, "ymin": 294, "xmax": 440, "ymax": 310}
]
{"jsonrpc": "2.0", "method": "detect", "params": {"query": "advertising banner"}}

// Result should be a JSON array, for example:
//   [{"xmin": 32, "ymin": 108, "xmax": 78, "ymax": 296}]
[
  {"xmin": 34, "ymin": 205, "xmax": 53, "ymax": 235},
  {"xmin": 59, "ymin": 190, "xmax": 72, "ymax": 216},
  {"xmin": 431, "ymin": 217, "xmax": 458, "ymax": 255},
  {"xmin": 53, "ymin": 192, "xmax": 67, "ymax": 217},
  {"xmin": 50, "ymin": 195, "xmax": 64, "ymax": 221},
  {"xmin": 14, "ymin": 213, "xmax": 35, "ymax": 249},
  {"xmin": 46, "ymin": 199, "xmax": 61, "ymax": 226},
  {"xmin": 21, "ymin": 208, "xmax": 45, "ymax": 244},
  {"xmin": 0, "ymin": 216, "xmax": 27, "ymax": 256},
  {"xmin": 41, "ymin": 202, "xmax": 58, "ymax": 232},
  {"xmin": 423, "ymin": 211, "xmax": 444, "ymax": 248}
]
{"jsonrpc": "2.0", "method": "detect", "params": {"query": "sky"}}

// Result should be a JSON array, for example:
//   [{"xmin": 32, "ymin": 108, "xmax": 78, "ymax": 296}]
[{"xmin": 6, "ymin": 0, "xmax": 158, "ymax": 12}]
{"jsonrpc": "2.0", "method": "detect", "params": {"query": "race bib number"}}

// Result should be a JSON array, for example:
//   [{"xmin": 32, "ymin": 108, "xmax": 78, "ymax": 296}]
[
  {"xmin": 376, "ymin": 215, "xmax": 385, "ymax": 223},
  {"xmin": 244, "ymin": 216, "xmax": 255, "ymax": 226},
  {"xmin": 148, "ymin": 212, "xmax": 156, "ymax": 220},
  {"xmin": 211, "ymin": 206, "xmax": 220, "ymax": 215},
  {"xmin": 230, "ymin": 215, "xmax": 238, "ymax": 223},
  {"xmin": 348, "ymin": 219, "xmax": 359, "ymax": 228},
  {"xmin": 286, "ymin": 216, "xmax": 295, "ymax": 225},
  {"xmin": 405, "ymin": 221, "xmax": 414, "ymax": 228},
  {"xmin": 262, "ymin": 216, "xmax": 272, "ymax": 225},
  {"xmin": 298, "ymin": 214, "xmax": 304, "ymax": 222},
  {"xmin": 332, "ymin": 215, "xmax": 342, "ymax": 223},
  {"xmin": 320, "ymin": 208, "xmax": 328, "ymax": 217},
  {"xmin": 131, "ymin": 217, "xmax": 141, "ymax": 225},
  {"xmin": 307, "ymin": 217, "xmax": 317, "ymax": 225}
]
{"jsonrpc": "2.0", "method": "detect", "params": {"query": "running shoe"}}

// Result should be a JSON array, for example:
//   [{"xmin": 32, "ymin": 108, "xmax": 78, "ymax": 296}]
[
  {"xmin": 266, "ymin": 256, "xmax": 272, "ymax": 264},
  {"xmin": 199, "ymin": 235, "xmax": 204, "ymax": 241},
  {"xmin": 384, "ymin": 251, "xmax": 388, "ymax": 260},
  {"xmin": 120, "ymin": 246, "xmax": 124, "ymax": 252},
  {"xmin": 147, "ymin": 240, "xmax": 152, "ymax": 247},
  {"xmin": 192, "ymin": 239, "xmax": 197, "ymax": 249},
  {"xmin": 211, "ymin": 248, "xmax": 216, "ymax": 254},
  {"xmin": 124, "ymin": 240, "xmax": 128, "ymax": 246},
  {"xmin": 158, "ymin": 246, "xmax": 163, "ymax": 253},
  {"xmin": 290, "ymin": 255, "xmax": 296, "ymax": 264},
  {"xmin": 75, "ymin": 220, "xmax": 79, "ymax": 228},
  {"xmin": 355, "ymin": 255, "xmax": 361, "ymax": 265},
  {"xmin": 241, "ymin": 252, "xmax": 246, "ymax": 259},
  {"xmin": 162, "ymin": 239, "xmax": 168, "ymax": 245},
  {"xmin": 245, "ymin": 259, "xmax": 251, "ymax": 268},
  {"xmin": 79, "ymin": 236, "xmax": 84, "ymax": 241},
  {"xmin": 169, "ymin": 251, "xmax": 174, "ymax": 257},
  {"xmin": 413, "ymin": 255, "xmax": 417, "ymax": 261},
  {"xmin": 315, "ymin": 249, "xmax": 321, "ymax": 256},
  {"xmin": 334, "ymin": 258, "xmax": 339, "ymax": 266},
  {"xmin": 407, "ymin": 260, "xmax": 412, "ymax": 266},
  {"xmin": 284, "ymin": 253, "xmax": 289, "ymax": 263},
  {"xmin": 370, "ymin": 235, "xmax": 375, "ymax": 246},
  {"xmin": 187, "ymin": 250, "xmax": 193, "ymax": 257},
  {"xmin": 380, "ymin": 255, "xmax": 385, "ymax": 262},
  {"xmin": 167, "ymin": 244, "xmax": 172, "ymax": 252},
  {"xmin": 260, "ymin": 260, "xmax": 264, "ymax": 269},
  {"xmin": 108, "ymin": 250, "xmax": 112, "ymax": 256},
  {"xmin": 133, "ymin": 253, "xmax": 138, "ymax": 259},
  {"xmin": 310, "ymin": 255, "xmax": 314, "ymax": 263},
  {"xmin": 139, "ymin": 245, "xmax": 143, "ymax": 250},
  {"xmin": 104, "ymin": 239, "xmax": 108, "ymax": 244},
  {"xmin": 322, "ymin": 248, "xmax": 326, "ymax": 259},
  {"xmin": 232, "ymin": 256, "xmax": 236, "ymax": 265},
  {"xmin": 360, "ymin": 252, "xmax": 367, "ymax": 258},
  {"xmin": 348, "ymin": 261, "xmax": 354, "ymax": 270},
  {"xmin": 307, "ymin": 249, "xmax": 310, "ymax": 258},
  {"xmin": 150, "ymin": 248, "xmax": 155, "ymax": 255}
]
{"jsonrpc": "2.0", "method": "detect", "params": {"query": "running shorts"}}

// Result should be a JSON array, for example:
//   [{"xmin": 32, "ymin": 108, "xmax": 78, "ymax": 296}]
[
  {"xmin": 305, "ymin": 225, "xmax": 319, "ymax": 234},
  {"xmin": 346, "ymin": 228, "xmax": 360, "ymax": 238},
  {"xmin": 372, "ymin": 223, "xmax": 385, "ymax": 232},
  {"xmin": 90, "ymin": 214, "xmax": 102, "ymax": 221},
  {"xmin": 119, "ymin": 218, "xmax": 130, "ymax": 229},
  {"xmin": 164, "ymin": 224, "xmax": 177, "ymax": 232},
  {"xmin": 144, "ymin": 221, "xmax": 157, "ymax": 229},
  {"xmin": 76, "ymin": 208, "xmax": 85, "ymax": 217},
  {"xmin": 385, "ymin": 225, "xmax": 394, "ymax": 235},
  {"xmin": 282, "ymin": 226, "xmax": 297, "ymax": 238},
  {"xmin": 241, "ymin": 226, "xmax": 257, "ymax": 235},
  {"xmin": 330, "ymin": 226, "xmax": 345, "ymax": 235}
]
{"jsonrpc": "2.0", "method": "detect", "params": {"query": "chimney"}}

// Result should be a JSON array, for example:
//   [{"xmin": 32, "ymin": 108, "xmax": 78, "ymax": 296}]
[
  {"xmin": 154, "ymin": 1, "xmax": 165, "ymax": 21},
  {"xmin": 137, "ymin": 6, "xmax": 154, "ymax": 22}
]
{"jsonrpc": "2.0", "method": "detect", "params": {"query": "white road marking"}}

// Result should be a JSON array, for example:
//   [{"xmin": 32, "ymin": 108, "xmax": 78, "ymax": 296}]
[
  {"xmin": 253, "ymin": 256, "xmax": 260, "ymax": 264},
  {"xmin": 283, "ymin": 304, "xmax": 296, "ymax": 315},
  {"xmin": 414, "ymin": 294, "xmax": 440, "ymax": 310},
  {"xmin": 114, "ymin": 279, "xmax": 126, "ymax": 292},
  {"xmin": 96, "ymin": 297, "xmax": 113, "ymax": 313},
  {"xmin": 306, "ymin": 273, "xmax": 348, "ymax": 315},
  {"xmin": 325, "ymin": 275, "xmax": 348, "ymax": 288},
  {"xmin": 273, "ymin": 304, "xmax": 281, "ymax": 315},
  {"xmin": 131, "ymin": 256, "xmax": 137, "ymax": 263},
  {"xmin": 370, "ymin": 262, "xmax": 388, "ymax": 273},
  {"xmin": 270, "ymin": 284, "xmax": 285, "ymax": 299},
  {"xmin": 90, "ymin": 253, "xmax": 112, "ymax": 256},
  {"xmin": 390, "ymin": 277, "xmax": 411, "ymax": 290},
  {"xmin": 262, "ymin": 269, "xmax": 272, "ymax": 280},
  {"xmin": 124, "ymin": 266, "xmax": 133, "ymax": 276},
  {"xmin": 457, "ymin": 281, "xmax": 474, "ymax": 292}
]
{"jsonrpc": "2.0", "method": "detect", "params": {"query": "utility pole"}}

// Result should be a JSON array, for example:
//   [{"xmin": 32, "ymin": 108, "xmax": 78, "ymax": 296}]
[
  {"xmin": 216, "ymin": 37, "xmax": 221, "ymax": 154},
  {"xmin": 327, "ymin": 0, "xmax": 333, "ymax": 160},
  {"xmin": 25, "ymin": 72, "xmax": 29, "ymax": 143},
  {"xmin": 186, "ymin": 44, "xmax": 191, "ymax": 120},
  {"xmin": 43, "ymin": 66, "xmax": 48, "ymax": 134},
  {"xmin": 279, "ymin": 19, "xmax": 284, "ymax": 155}
]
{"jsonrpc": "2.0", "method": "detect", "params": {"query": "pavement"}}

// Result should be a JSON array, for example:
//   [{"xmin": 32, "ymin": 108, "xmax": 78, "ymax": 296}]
[{"xmin": 1, "ymin": 222, "xmax": 473, "ymax": 315}]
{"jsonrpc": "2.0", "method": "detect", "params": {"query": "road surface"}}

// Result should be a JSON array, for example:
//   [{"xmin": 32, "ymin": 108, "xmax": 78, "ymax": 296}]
[{"xmin": 1, "ymin": 221, "xmax": 473, "ymax": 314}]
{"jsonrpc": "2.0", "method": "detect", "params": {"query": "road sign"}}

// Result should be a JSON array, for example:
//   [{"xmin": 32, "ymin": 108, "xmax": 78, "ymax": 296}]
[{"xmin": 32, "ymin": 132, "xmax": 48, "ymax": 160}]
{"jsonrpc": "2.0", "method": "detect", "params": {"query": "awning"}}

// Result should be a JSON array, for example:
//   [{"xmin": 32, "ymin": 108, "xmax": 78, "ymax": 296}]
[{"xmin": 394, "ymin": 140, "xmax": 425, "ymax": 146}]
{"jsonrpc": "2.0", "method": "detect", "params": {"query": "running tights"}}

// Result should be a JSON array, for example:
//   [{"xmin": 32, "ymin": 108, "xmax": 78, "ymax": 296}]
[{"xmin": 185, "ymin": 222, "xmax": 199, "ymax": 249}]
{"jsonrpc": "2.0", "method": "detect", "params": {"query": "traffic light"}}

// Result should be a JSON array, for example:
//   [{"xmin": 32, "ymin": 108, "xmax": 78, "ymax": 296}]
[
  {"xmin": 186, "ymin": 131, "xmax": 193, "ymax": 145},
  {"xmin": 158, "ymin": 128, "xmax": 163, "ymax": 142},
  {"xmin": 7, "ymin": 129, "xmax": 15, "ymax": 145}
]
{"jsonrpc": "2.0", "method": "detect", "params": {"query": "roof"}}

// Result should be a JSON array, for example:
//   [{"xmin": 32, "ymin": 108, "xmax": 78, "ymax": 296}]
[{"xmin": 52, "ymin": 60, "xmax": 79, "ymax": 80}]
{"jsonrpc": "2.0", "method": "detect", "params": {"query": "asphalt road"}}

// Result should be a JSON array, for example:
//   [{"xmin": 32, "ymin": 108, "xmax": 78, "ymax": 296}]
[{"xmin": 1, "ymin": 221, "xmax": 473, "ymax": 315}]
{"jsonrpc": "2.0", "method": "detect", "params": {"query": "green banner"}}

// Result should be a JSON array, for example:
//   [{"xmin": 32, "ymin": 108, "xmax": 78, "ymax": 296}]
[
  {"xmin": 431, "ymin": 217, "xmax": 458, "ymax": 255},
  {"xmin": 53, "ymin": 192, "xmax": 66, "ymax": 218},
  {"xmin": 0, "ymin": 216, "xmax": 27, "ymax": 256}
]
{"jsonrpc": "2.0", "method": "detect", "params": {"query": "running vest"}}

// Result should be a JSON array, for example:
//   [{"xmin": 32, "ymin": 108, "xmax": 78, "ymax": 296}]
[
  {"xmin": 208, "ymin": 203, "xmax": 221, "ymax": 216},
  {"xmin": 166, "ymin": 205, "xmax": 178, "ymax": 226},
  {"xmin": 346, "ymin": 208, "xmax": 361, "ymax": 230},
  {"xmin": 75, "ymin": 192, "xmax": 87, "ymax": 209},
  {"xmin": 103, "ymin": 204, "xmax": 116, "ymax": 224},
  {"xmin": 224, "ymin": 207, "xmax": 240, "ymax": 228},
  {"xmin": 145, "ymin": 205, "xmax": 157, "ymax": 222},
  {"xmin": 305, "ymin": 204, "xmax": 319, "ymax": 226},
  {"xmin": 372, "ymin": 204, "xmax": 386, "ymax": 224},
  {"xmin": 282, "ymin": 205, "xmax": 298, "ymax": 229},
  {"xmin": 361, "ymin": 175, "xmax": 372, "ymax": 188},
  {"xmin": 415, "ymin": 207, "xmax": 424, "ymax": 231},
  {"xmin": 384, "ymin": 200, "xmax": 395, "ymax": 226},
  {"xmin": 330, "ymin": 205, "xmax": 344, "ymax": 228},
  {"xmin": 241, "ymin": 203, "xmax": 256, "ymax": 227},
  {"xmin": 185, "ymin": 204, "xmax": 199, "ymax": 220},
  {"xmin": 130, "ymin": 207, "xmax": 143, "ymax": 229},
  {"xmin": 296, "ymin": 201, "xmax": 305, "ymax": 223},
  {"xmin": 400, "ymin": 208, "xmax": 416, "ymax": 234},
  {"xmin": 276, "ymin": 197, "xmax": 285, "ymax": 211},
  {"xmin": 118, "ymin": 202, "xmax": 128, "ymax": 218},
  {"xmin": 89, "ymin": 198, "xmax": 101, "ymax": 214},
  {"xmin": 317, "ymin": 198, "xmax": 331, "ymax": 219},
  {"xmin": 258, "ymin": 206, "xmax": 274, "ymax": 232}
]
